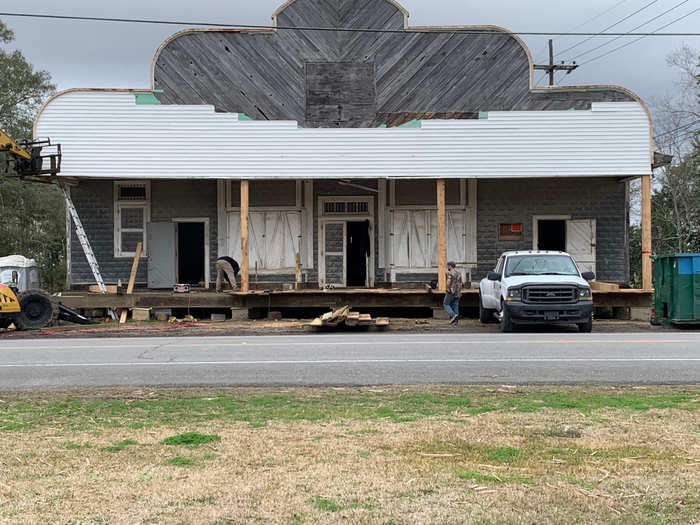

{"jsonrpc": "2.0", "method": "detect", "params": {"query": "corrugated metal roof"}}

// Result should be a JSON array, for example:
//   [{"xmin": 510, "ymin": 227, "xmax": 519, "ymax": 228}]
[{"xmin": 35, "ymin": 91, "xmax": 651, "ymax": 180}]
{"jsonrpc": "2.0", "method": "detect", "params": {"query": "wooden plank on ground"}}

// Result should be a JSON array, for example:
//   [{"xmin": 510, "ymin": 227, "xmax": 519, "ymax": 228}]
[
  {"xmin": 119, "ymin": 242, "xmax": 142, "ymax": 324},
  {"xmin": 358, "ymin": 313, "xmax": 372, "ymax": 326},
  {"xmin": 89, "ymin": 284, "xmax": 118, "ymax": 294}
]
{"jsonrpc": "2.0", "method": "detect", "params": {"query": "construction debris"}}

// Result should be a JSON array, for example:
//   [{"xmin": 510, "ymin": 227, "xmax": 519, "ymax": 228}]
[{"xmin": 310, "ymin": 305, "xmax": 389, "ymax": 329}]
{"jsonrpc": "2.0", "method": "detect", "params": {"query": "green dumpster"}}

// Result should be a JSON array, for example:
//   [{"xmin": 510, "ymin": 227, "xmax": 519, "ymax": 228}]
[{"xmin": 652, "ymin": 254, "xmax": 700, "ymax": 325}]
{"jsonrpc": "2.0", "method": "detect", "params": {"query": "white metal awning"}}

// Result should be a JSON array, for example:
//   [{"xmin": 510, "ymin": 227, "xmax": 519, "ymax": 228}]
[{"xmin": 35, "ymin": 90, "xmax": 652, "ymax": 180}]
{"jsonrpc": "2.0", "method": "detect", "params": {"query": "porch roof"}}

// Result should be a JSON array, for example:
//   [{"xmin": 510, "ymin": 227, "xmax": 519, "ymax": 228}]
[{"xmin": 35, "ymin": 90, "xmax": 652, "ymax": 180}]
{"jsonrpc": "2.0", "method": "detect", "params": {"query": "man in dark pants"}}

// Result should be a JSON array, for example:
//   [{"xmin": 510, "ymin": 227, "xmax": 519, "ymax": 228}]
[
  {"xmin": 216, "ymin": 256, "xmax": 240, "ymax": 292},
  {"xmin": 443, "ymin": 261, "xmax": 463, "ymax": 325}
]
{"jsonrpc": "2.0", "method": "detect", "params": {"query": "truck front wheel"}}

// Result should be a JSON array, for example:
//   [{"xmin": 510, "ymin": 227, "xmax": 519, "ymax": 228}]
[
  {"xmin": 577, "ymin": 314, "xmax": 593, "ymax": 333},
  {"xmin": 500, "ymin": 301, "xmax": 515, "ymax": 333}
]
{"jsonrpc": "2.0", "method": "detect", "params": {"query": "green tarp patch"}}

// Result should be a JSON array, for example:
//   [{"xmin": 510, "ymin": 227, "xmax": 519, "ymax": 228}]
[
  {"xmin": 134, "ymin": 92, "xmax": 161, "ymax": 105},
  {"xmin": 398, "ymin": 119, "xmax": 422, "ymax": 128}
]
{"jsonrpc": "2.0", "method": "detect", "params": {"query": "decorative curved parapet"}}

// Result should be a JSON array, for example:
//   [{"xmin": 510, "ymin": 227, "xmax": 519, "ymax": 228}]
[{"xmin": 150, "ymin": 0, "xmax": 646, "ymax": 132}]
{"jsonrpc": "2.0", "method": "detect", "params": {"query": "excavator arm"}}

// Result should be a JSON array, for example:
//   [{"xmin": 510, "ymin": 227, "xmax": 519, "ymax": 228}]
[
  {"xmin": 0, "ymin": 128, "xmax": 61, "ymax": 177},
  {"xmin": 0, "ymin": 129, "xmax": 31, "ymax": 160}
]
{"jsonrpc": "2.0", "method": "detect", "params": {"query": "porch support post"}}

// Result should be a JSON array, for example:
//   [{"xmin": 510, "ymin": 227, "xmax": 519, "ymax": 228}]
[
  {"xmin": 240, "ymin": 179, "xmax": 249, "ymax": 293},
  {"xmin": 437, "ymin": 179, "xmax": 447, "ymax": 292},
  {"xmin": 641, "ymin": 174, "xmax": 652, "ymax": 290}
]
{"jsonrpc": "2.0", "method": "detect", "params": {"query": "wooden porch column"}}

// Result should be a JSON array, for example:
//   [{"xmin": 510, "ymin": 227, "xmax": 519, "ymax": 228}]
[
  {"xmin": 240, "ymin": 179, "xmax": 249, "ymax": 293},
  {"xmin": 437, "ymin": 179, "xmax": 447, "ymax": 292},
  {"xmin": 641, "ymin": 174, "xmax": 652, "ymax": 290}
]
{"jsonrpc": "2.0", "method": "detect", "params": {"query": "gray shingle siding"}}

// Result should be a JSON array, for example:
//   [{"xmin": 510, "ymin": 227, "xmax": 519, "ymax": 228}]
[
  {"xmin": 476, "ymin": 178, "xmax": 629, "ymax": 284},
  {"xmin": 67, "ymin": 177, "xmax": 629, "ymax": 288},
  {"xmin": 68, "ymin": 179, "xmax": 218, "ymax": 287}
]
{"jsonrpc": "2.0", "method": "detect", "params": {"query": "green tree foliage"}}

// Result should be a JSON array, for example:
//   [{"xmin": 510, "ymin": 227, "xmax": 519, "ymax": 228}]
[
  {"xmin": 0, "ymin": 19, "xmax": 65, "ymax": 291},
  {"xmin": 640, "ymin": 47, "xmax": 700, "ymax": 282},
  {"xmin": 628, "ymin": 225, "xmax": 642, "ymax": 288},
  {"xmin": 652, "ymin": 143, "xmax": 700, "ymax": 255}
]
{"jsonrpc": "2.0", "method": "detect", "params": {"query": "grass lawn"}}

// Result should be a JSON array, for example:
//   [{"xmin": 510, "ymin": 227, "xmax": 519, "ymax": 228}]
[{"xmin": 0, "ymin": 386, "xmax": 698, "ymax": 524}]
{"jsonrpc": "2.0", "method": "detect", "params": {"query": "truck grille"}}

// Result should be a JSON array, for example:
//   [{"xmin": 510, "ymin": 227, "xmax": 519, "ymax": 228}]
[{"xmin": 523, "ymin": 286, "xmax": 577, "ymax": 304}]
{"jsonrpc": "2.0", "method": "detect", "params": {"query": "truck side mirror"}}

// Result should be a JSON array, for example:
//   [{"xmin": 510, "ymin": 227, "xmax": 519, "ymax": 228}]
[
  {"xmin": 487, "ymin": 271, "xmax": 501, "ymax": 281},
  {"xmin": 581, "ymin": 271, "xmax": 595, "ymax": 281}
]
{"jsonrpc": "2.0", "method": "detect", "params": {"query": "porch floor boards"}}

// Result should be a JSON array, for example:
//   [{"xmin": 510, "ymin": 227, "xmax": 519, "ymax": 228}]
[{"xmin": 58, "ymin": 288, "xmax": 652, "ymax": 311}]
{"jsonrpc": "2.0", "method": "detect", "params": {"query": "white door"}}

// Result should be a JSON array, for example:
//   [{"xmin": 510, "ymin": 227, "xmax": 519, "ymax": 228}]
[
  {"xmin": 147, "ymin": 222, "xmax": 176, "ymax": 288},
  {"xmin": 566, "ymin": 219, "xmax": 596, "ymax": 274},
  {"xmin": 321, "ymin": 221, "xmax": 346, "ymax": 286},
  {"xmin": 446, "ymin": 209, "xmax": 467, "ymax": 264}
]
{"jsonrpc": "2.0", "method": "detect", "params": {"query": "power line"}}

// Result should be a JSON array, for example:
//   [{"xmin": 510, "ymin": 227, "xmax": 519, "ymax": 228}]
[
  {"xmin": 573, "ymin": 0, "xmax": 691, "ymax": 61},
  {"xmin": 556, "ymin": 0, "xmax": 661, "ymax": 57},
  {"xmin": 653, "ymin": 120, "xmax": 699, "ymax": 140},
  {"xmin": 0, "ymin": 11, "xmax": 698, "ymax": 36},
  {"xmin": 581, "ymin": 7, "xmax": 700, "ymax": 65},
  {"xmin": 534, "ymin": 0, "xmax": 629, "ymax": 63}
]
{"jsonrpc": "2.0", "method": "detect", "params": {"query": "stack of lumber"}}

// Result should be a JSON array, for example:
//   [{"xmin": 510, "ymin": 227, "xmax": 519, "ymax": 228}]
[{"xmin": 310, "ymin": 305, "xmax": 389, "ymax": 328}]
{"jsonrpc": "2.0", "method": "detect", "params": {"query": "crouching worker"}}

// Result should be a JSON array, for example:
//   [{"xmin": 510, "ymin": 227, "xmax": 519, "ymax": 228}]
[
  {"xmin": 216, "ymin": 256, "xmax": 240, "ymax": 292},
  {"xmin": 443, "ymin": 261, "xmax": 463, "ymax": 325}
]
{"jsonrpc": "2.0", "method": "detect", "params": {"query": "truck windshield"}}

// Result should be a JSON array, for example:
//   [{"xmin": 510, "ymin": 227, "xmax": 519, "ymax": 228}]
[{"xmin": 504, "ymin": 255, "xmax": 579, "ymax": 277}]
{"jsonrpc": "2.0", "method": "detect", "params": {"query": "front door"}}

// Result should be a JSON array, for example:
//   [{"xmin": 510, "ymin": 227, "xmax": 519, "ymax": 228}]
[
  {"xmin": 347, "ymin": 220, "xmax": 370, "ymax": 287},
  {"xmin": 176, "ymin": 222, "xmax": 206, "ymax": 286},
  {"xmin": 321, "ymin": 221, "xmax": 346, "ymax": 286}
]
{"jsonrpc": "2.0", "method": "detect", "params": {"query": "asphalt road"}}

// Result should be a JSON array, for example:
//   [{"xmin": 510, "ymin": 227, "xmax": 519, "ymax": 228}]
[{"xmin": 0, "ymin": 332, "xmax": 698, "ymax": 388}]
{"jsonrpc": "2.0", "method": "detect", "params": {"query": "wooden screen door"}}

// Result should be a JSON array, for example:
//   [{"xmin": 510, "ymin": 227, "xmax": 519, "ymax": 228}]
[{"xmin": 321, "ymin": 221, "xmax": 346, "ymax": 286}]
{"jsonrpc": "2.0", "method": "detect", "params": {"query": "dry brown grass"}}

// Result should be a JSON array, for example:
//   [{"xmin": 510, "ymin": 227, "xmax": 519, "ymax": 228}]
[{"xmin": 0, "ymin": 387, "xmax": 698, "ymax": 524}]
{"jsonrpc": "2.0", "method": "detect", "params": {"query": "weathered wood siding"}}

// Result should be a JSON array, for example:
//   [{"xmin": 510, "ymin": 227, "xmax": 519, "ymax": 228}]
[{"xmin": 153, "ymin": 0, "xmax": 635, "ymax": 127}]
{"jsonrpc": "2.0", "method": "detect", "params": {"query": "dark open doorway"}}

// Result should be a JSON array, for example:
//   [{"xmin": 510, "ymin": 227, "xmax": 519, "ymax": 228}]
[
  {"xmin": 346, "ymin": 220, "xmax": 370, "ymax": 287},
  {"xmin": 177, "ymin": 222, "xmax": 205, "ymax": 285},
  {"xmin": 537, "ymin": 220, "xmax": 566, "ymax": 251}
]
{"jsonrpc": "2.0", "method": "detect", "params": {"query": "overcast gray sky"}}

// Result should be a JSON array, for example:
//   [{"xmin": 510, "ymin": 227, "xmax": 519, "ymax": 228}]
[{"xmin": 3, "ymin": 0, "xmax": 699, "ymax": 110}]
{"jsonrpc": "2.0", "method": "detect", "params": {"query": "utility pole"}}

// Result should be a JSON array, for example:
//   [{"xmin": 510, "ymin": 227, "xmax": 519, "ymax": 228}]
[{"xmin": 534, "ymin": 39, "xmax": 579, "ymax": 86}]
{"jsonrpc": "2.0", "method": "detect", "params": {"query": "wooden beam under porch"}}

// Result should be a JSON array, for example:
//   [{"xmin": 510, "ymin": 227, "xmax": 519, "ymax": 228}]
[{"xmin": 58, "ymin": 288, "xmax": 652, "ymax": 312}]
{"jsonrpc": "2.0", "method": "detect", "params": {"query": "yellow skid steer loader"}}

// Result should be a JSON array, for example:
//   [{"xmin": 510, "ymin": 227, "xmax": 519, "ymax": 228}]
[
  {"xmin": 1, "ymin": 130, "xmax": 94, "ymax": 330},
  {"xmin": 0, "ymin": 283, "xmax": 58, "ymax": 330}
]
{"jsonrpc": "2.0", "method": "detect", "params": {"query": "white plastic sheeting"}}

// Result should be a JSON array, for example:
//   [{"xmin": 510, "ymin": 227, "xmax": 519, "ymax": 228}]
[
  {"xmin": 35, "ymin": 90, "xmax": 651, "ymax": 180},
  {"xmin": 228, "ymin": 211, "xmax": 302, "ymax": 270},
  {"xmin": 390, "ymin": 209, "xmax": 470, "ymax": 269}
]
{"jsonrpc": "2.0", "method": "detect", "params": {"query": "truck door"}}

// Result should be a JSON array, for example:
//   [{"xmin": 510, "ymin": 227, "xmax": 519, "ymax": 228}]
[
  {"xmin": 566, "ymin": 219, "xmax": 596, "ymax": 275},
  {"xmin": 484, "ymin": 256, "xmax": 504, "ymax": 310}
]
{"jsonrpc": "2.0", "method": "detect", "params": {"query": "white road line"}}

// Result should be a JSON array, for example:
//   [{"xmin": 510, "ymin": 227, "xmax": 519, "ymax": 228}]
[
  {"xmin": 1, "ymin": 358, "xmax": 700, "ymax": 368},
  {"xmin": 0, "ymin": 339, "xmax": 692, "ymax": 351}
]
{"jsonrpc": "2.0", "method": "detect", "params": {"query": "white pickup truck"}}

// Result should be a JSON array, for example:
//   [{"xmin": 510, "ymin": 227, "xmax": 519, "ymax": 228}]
[{"xmin": 479, "ymin": 251, "xmax": 595, "ymax": 333}]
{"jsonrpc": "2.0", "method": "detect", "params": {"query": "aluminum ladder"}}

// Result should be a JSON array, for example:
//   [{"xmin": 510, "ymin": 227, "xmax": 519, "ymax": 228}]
[
  {"xmin": 59, "ymin": 183, "xmax": 107, "ymax": 293},
  {"xmin": 59, "ymin": 183, "xmax": 117, "ymax": 319}
]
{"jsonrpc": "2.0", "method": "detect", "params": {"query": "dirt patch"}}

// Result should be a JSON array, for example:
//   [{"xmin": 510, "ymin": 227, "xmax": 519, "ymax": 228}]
[
  {"xmin": 0, "ymin": 317, "xmax": 665, "ymax": 340},
  {"xmin": 1, "ymin": 386, "xmax": 698, "ymax": 524}
]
